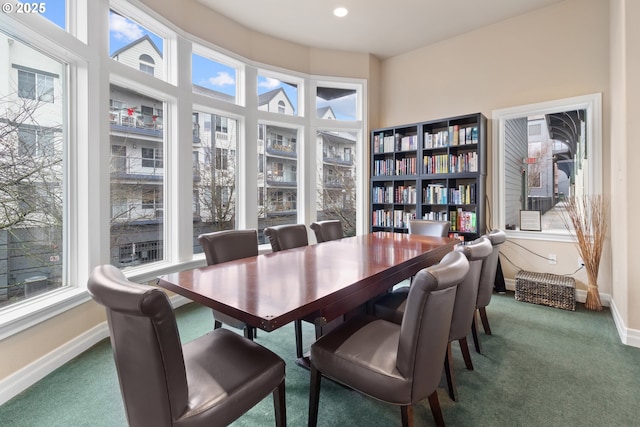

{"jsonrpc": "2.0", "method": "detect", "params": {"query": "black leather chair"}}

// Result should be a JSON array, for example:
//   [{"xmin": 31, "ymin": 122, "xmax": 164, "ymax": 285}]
[
  {"xmin": 198, "ymin": 229, "xmax": 259, "ymax": 340},
  {"xmin": 308, "ymin": 251, "xmax": 469, "ymax": 427},
  {"xmin": 87, "ymin": 264, "xmax": 286, "ymax": 427},
  {"xmin": 310, "ymin": 220, "xmax": 344, "ymax": 243},
  {"xmin": 263, "ymin": 224, "xmax": 310, "ymax": 359},
  {"xmin": 472, "ymin": 229, "xmax": 507, "ymax": 353},
  {"xmin": 408, "ymin": 219, "xmax": 450, "ymax": 237}
]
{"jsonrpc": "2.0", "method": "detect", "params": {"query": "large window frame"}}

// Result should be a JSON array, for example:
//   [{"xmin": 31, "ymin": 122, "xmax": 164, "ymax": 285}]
[
  {"xmin": 492, "ymin": 93, "xmax": 602, "ymax": 241},
  {"xmin": 0, "ymin": 0, "xmax": 367, "ymax": 340}
]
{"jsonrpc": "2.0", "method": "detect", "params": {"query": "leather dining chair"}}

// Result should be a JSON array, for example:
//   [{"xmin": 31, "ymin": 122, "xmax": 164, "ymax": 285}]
[
  {"xmin": 472, "ymin": 228, "xmax": 507, "ymax": 353},
  {"xmin": 87, "ymin": 264, "xmax": 286, "ymax": 427},
  {"xmin": 407, "ymin": 218, "xmax": 450, "ymax": 237},
  {"xmin": 308, "ymin": 251, "xmax": 469, "ymax": 427},
  {"xmin": 374, "ymin": 218, "xmax": 450, "ymax": 312},
  {"xmin": 198, "ymin": 229, "xmax": 259, "ymax": 340},
  {"xmin": 263, "ymin": 223, "xmax": 310, "ymax": 359},
  {"xmin": 310, "ymin": 219, "xmax": 344, "ymax": 243},
  {"xmin": 373, "ymin": 237, "xmax": 492, "ymax": 402}
]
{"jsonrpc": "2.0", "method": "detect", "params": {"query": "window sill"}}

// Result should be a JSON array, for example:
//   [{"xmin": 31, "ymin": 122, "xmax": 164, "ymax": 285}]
[
  {"xmin": 504, "ymin": 228, "xmax": 574, "ymax": 243},
  {"xmin": 0, "ymin": 248, "xmax": 277, "ymax": 341},
  {"xmin": 0, "ymin": 287, "xmax": 90, "ymax": 341}
]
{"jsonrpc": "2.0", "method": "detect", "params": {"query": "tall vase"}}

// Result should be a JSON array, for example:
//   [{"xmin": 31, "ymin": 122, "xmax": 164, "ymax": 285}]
[{"xmin": 585, "ymin": 268, "xmax": 603, "ymax": 311}]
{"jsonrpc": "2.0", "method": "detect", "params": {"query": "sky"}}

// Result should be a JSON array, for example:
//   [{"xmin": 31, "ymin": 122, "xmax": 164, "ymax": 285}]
[{"xmin": 41, "ymin": 4, "xmax": 356, "ymax": 120}]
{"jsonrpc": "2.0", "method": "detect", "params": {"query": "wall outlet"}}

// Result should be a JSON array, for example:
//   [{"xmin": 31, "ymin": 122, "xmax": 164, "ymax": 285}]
[
  {"xmin": 578, "ymin": 256, "xmax": 585, "ymax": 268},
  {"xmin": 548, "ymin": 254, "xmax": 557, "ymax": 265}
]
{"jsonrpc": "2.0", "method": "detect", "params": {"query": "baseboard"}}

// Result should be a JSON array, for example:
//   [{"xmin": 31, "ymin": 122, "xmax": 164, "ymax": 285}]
[
  {"xmin": 0, "ymin": 322, "xmax": 109, "ymax": 406},
  {"xmin": 504, "ymin": 278, "xmax": 640, "ymax": 348},
  {"xmin": 609, "ymin": 299, "xmax": 640, "ymax": 348},
  {"xmin": 0, "ymin": 294, "xmax": 192, "ymax": 406}
]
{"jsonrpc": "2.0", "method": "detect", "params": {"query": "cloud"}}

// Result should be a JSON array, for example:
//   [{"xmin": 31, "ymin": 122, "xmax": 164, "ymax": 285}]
[
  {"xmin": 208, "ymin": 72, "xmax": 235, "ymax": 87},
  {"xmin": 258, "ymin": 77, "xmax": 281, "ymax": 89},
  {"xmin": 109, "ymin": 12, "xmax": 145, "ymax": 42}
]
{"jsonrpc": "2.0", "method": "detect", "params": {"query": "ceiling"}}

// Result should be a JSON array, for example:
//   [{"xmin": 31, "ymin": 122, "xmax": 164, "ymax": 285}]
[{"xmin": 197, "ymin": 0, "xmax": 565, "ymax": 59}]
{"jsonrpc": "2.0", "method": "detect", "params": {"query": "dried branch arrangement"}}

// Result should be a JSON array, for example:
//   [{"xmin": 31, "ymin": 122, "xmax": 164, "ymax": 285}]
[{"xmin": 561, "ymin": 195, "xmax": 607, "ymax": 311}]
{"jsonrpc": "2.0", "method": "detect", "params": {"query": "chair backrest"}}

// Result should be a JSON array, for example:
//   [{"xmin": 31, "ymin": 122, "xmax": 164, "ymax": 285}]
[
  {"xmin": 396, "ymin": 250, "xmax": 469, "ymax": 402},
  {"xmin": 476, "ymin": 229, "xmax": 507, "ymax": 308},
  {"xmin": 450, "ymin": 237, "xmax": 493, "ymax": 341},
  {"xmin": 198, "ymin": 229, "xmax": 258, "ymax": 265},
  {"xmin": 263, "ymin": 223, "xmax": 308, "ymax": 252},
  {"xmin": 408, "ymin": 219, "xmax": 450, "ymax": 237},
  {"xmin": 310, "ymin": 220, "xmax": 344, "ymax": 243},
  {"xmin": 87, "ymin": 265, "xmax": 187, "ymax": 427}
]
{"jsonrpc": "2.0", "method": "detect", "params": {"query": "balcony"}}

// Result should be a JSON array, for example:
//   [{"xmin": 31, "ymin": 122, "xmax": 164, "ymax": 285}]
[
  {"xmin": 109, "ymin": 110, "xmax": 163, "ymax": 138},
  {"xmin": 323, "ymin": 153, "xmax": 353, "ymax": 166},
  {"xmin": 266, "ymin": 139, "xmax": 296, "ymax": 158},
  {"xmin": 265, "ymin": 170, "xmax": 296, "ymax": 187},
  {"xmin": 111, "ymin": 155, "xmax": 163, "ymax": 181}
]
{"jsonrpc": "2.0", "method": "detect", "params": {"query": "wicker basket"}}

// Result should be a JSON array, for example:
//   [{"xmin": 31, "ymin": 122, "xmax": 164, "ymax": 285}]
[{"xmin": 515, "ymin": 270, "xmax": 575, "ymax": 311}]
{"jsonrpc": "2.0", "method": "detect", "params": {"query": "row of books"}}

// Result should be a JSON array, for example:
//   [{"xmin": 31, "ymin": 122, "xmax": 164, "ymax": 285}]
[
  {"xmin": 372, "ymin": 209, "xmax": 416, "ymax": 228},
  {"xmin": 371, "ymin": 186, "xmax": 394, "ymax": 204},
  {"xmin": 424, "ymin": 125, "xmax": 479, "ymax": 149},
  {"xmin": 372, "ymin": 185, "xmax": 418, "ymax": 204},
  {"xmin": 450, "ymin": 208, "xmax": 476, "ymax": 233},
  {"xmin": 422, "ymin": 211, "xmax": 448, "ymax": 221},
  {"xmin": 375, "ymin": 183, "xmax": 477, "ymax": 205},
  {"xmin": 423, "ymin": 152, "xmax": 478, "ymax": 174},
  {"xmin": 449, "ymin": 183, "xmax": 476, "ymax": 205},
  {"xmin": 372, "ymin": 133, "xmax": 418, "ymax": 154},
  {"xmin": 423, "ymin": 184, "xmax": 447, "ymax": 205},
  {"xmin": 373, "ymin": 157, "xmax": 418, "ymax": 176}
]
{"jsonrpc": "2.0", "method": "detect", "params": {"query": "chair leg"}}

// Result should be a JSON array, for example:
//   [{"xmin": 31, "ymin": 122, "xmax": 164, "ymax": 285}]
[
  {"xmin": 459, "ymin": 337, "xmax": 474, "ymax": 370},
  {"xmin": 295, "ymin": 320, "xmax": 304, "ymax": 359},
  {"xmin": 427, "ymin": 390, "xmax": 445, "ymax": 427},
  {"xmin": 273, "ymin": 378, "xmax": 286, "ymax": 427},
  {"xmin": 308, "ymin": 365, "xmax": 322, "ymax": 427},
  {"xmin": 244, "ymin": 326, "xmax": 255, "ymax": 341},
  {"xmin": 444, "ymin": 343, "xmax": 457, "ymax": 402},
  {"xmin": 471, "ymin": 312, "xmax": 482, "ymax": 354},
  {"xmin": 400, "ymin": 405, "xmax": 414, "ymax": 427},
  {"xmin": 479, "ymin": 307, "xmax": 492, "ymax": 335}
]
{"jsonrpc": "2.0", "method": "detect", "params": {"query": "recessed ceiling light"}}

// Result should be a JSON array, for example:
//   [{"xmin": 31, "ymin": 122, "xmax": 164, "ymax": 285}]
[{"xmin": 334, "ymin": 7, "xmax": 348, "ymax": 18}]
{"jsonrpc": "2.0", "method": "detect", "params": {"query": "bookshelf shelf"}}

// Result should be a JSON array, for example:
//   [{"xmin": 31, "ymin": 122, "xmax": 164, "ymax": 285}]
[{"xmin": 370, "ymin": 113, "xmax": 487, "ymax": 240}]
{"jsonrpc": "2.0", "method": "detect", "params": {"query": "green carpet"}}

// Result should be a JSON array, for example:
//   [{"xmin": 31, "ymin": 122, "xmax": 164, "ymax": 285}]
[{"xmin": 1, "ymin": 293, "xmax": 639, "ymax": 426}]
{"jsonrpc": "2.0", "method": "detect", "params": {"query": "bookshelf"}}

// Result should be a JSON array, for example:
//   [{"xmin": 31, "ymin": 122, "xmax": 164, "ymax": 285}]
[{"xmin": 370, "ymin": 113, "xmax": 487, "ymax": 241}]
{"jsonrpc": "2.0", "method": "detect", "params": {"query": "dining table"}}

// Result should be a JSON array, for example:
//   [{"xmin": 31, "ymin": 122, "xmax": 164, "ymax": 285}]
[{"xmin": 156, "ymin": 231, "xmax": 457, "ymax": 362}]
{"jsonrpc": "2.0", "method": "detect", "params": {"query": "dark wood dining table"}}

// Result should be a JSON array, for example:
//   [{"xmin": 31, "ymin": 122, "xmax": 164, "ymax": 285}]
[{"xmin": 156, "ymin": 232, "xmax": 457, "ymax": 334}]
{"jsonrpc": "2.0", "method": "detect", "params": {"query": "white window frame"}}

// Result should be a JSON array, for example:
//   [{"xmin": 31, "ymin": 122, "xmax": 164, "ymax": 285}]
[
  {"xmin": 492, "ymin": 93, "xmax": 602, "ymax": 241},
  {"xmin": 0, "ymin": 0, "xmax": 368, "ymax": 340}
]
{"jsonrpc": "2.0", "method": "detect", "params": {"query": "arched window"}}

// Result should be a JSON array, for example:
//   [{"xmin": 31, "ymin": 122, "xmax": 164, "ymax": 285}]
[
  {"xmin": 278, "ymin": 100, "xmax": 285, "ymax": 114},
  {"xmin": 139, "ymin": 54, "xmax": 155, "ymax": 76}
]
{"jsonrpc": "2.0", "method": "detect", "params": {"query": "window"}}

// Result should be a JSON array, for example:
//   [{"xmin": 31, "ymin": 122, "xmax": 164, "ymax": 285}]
[
  {"xmin": 0, "ymin": 33, "xmax": 66, "ymax": 309},
  {"xmin": 18, "ymin": 127, "xmax": 56, "ymax": 157},
  {"xmin": 17, "ymin": 69, "xmax": 55, "ymax": 103},
  {"xmin": 1, "ymin": 1, "xmax": 367, "ymax": 339},
  {"xmin": 41, "ymin": 0, "xmax": 66, "ymax": 30},
  {"xmin": 192, "ymin": 49, "xmax": 239, "ymax": 104},
  {"xmin": 493, "ymin": 93, "xmax": 602, "ymax": 237},
  {"xmin": 141, "ymin": 148, "xmax": 163, "ymax": 168},
  {"xmin": 258, "ymin": 72, "xmax": 300, "ymax": 116},
  {"xmin": 258, "ymin": 123, "xmax": 299, "ymax": 241},
  {"xmin": 316, "ymin": 130, "xmax": 358, "ymax": 236},
  {"xmin": 193, "ymin": 111, "xmax": 238, "ymax": 244},
  {"xmin": 139, "ymin": 54, "xmax": 155, "ymax": 76},
  {"xmin": 109, "ymin": 84, "xmax": 165, "ymax": 267},
  {"xmin": 109, "ymin": 9, "xmax": 165, "ymax": 81},
  {"xmin": 316, "ymin": 85, "xmax": 358, "ymax": 120}
]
